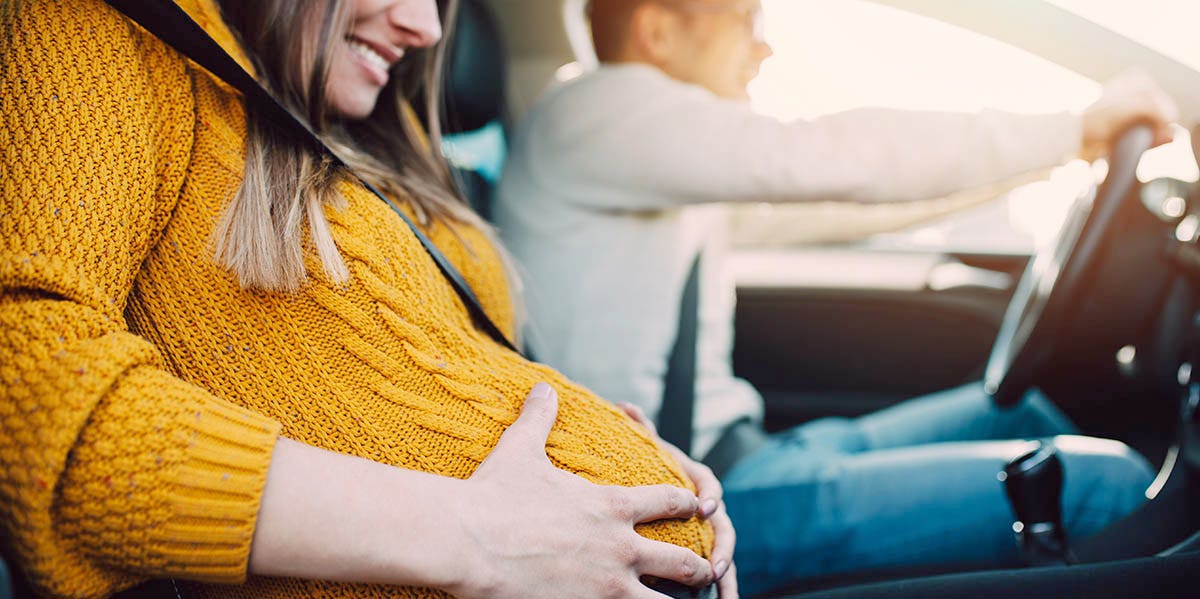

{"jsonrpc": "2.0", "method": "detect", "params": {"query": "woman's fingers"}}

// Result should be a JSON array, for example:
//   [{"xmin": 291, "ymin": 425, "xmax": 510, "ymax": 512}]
[
  {"xmin": 655, "ymin": 440, "xmax": 736, "ymax": 593},
  {"xmin": 485, "ymin": 382, "xmax": 558, "ymax": 464},
  {"xmin": 677, "ymin": 460, "xmax": 735, "ymax": 591},
  {"xmin": 613, "ymin": 483, "xmax": 701, "ymax": 523},
  {"xmin": 618, "ymin": 402, "xmax": 657, "ymax": 435},
  {"xmin": 674, "ymin": 454, "xmax": 721, "ymax": 517},
  {"xmin": 707, "ymin": 501, "xmax": 736, "ymax": 584},
  {"xmin": 634, "ymin": 538, "xmax": 716, "ymax": 589},
  {"xmin": 619, "ymin": 403, "xmax": 721, "ymax": 518},
  {"xmin": 716, "ymin": 561, "xmax": 739, "ymax": 598},
  {"xmin": 459, "ymin": 383, "xmax": 732, "ymax": 598},
  {"xmin": 616, "ymin": 402, "xmax": 737, "ymax": 589}
]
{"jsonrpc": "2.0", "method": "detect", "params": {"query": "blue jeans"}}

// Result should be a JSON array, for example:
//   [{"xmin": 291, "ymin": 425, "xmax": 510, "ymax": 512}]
[{"xmin": 722, "ymin": 383, "xmax": 1155, "ymax": 596}]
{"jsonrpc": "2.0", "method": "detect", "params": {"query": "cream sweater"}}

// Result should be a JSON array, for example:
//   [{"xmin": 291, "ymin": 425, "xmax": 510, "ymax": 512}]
[{"xmin": 495, "ymin": 63, "xmax": 1081, "ymax": 458}]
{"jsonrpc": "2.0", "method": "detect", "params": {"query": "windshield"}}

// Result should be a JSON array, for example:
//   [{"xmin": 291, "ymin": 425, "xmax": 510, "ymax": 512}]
[
  {"xmin": 738, "ymin": 0, "xmax": 1194, "ymax": 255},
  {"xmin": 741, "ymin": 0, "xmax": 1102, "ymax": 255},
  {"xmin": 1047, "ymin": 0, "xmax": 1200, "ymax": 73},
  {"xmin": 750, "ymin": 0, "xmax": 1100, "ymax": 120}
]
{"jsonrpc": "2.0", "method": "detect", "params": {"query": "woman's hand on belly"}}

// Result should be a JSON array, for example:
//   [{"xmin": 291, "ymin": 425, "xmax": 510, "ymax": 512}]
[
  {"xmin": 620, "ymin": 403, "xmax": 739, "ymax": 598},
  {"xmin": 448, "ymin": 383, "xmax": 717, "ymax": 599}
]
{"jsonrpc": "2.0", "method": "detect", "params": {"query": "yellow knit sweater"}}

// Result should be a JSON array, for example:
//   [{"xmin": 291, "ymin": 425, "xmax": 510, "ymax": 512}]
[{"xmin": 0, "ymin": 1, "xmax": 712, "ymax": 597}]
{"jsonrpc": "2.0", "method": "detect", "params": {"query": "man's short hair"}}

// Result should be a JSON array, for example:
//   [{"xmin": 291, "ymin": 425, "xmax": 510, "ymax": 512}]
[{"xmin": 588, "ymin": 0, "xmax": 643, "ymax": 62}]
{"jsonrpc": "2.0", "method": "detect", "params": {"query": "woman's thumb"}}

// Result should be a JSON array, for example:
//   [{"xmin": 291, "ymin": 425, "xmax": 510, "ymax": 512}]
[{"xmin": 492, "ymin": 382, "xmax": 559, "ymax": 459}]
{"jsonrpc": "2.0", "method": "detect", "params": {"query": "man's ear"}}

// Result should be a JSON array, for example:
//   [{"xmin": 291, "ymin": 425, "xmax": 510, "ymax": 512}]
[{"xmin": 628, "ymin": 2, "xmax": 683, "ymax": 65}]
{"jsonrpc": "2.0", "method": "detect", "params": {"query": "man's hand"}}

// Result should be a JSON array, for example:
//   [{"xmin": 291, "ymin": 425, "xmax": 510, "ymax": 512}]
[
  {"xmin": 1081, "ymin": 69, "xmax": 1179, "ymax": 159},
  {"xmin": 450, "ymin": 384, "xmax": 717, "ymax": 599},
  {"xmin": 619, "ymin": 403, "xmax": 739, "ymax": 599}
]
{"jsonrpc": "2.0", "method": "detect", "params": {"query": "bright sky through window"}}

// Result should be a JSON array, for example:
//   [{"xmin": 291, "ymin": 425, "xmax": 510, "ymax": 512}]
[
  {"xmin": 741, "ymin": 0, "xmax": 1198, "ymax": 252},
  {"xmin": 748, "ymin": 0, "xmax": 1102, "ymax": 121},
  {"xmin": 1047, "ymin": 0, "xmax": 1200, "ymax": 73}
]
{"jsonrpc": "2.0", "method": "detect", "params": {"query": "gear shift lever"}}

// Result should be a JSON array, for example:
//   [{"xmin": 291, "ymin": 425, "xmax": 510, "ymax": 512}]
[{"xmin": 1000, "ymin": 441, "xmax": 1073, "ymax": 565}]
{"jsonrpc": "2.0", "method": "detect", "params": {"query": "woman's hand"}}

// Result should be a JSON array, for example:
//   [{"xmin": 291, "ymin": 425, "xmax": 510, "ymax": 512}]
[
  {"xmin": 249, "ymin": 383, "xmax": 713, "ymax": 596},
  {"xmin": 619, "ymin": 403, "xmax": 739, "ymax": 599},
  {"xmin": 448, "ymin": 383, "xmax": 717, "ymax": 599}
]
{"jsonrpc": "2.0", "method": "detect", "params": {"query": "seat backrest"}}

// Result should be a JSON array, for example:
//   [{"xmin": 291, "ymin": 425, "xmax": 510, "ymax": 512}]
[
  {"xmin": 443, "ymin": 0, "xmax": 506, "ymax": 135},
  {"xmin": 438, "ymin": 1, "xmax": 704, "ymax": 443},
  {"xmin": 440, "ymin": 0, "xmax": 508, "ymax": 220},
  {"xmin": 0, "ymin": 554, "xmax": 13, "ymax": 599}
]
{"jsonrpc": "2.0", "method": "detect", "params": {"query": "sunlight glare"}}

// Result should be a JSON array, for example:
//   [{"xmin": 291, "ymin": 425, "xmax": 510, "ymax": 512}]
[{"xmin": 749, "ymin": 0, "xmax": 1101, "ymax": 121}]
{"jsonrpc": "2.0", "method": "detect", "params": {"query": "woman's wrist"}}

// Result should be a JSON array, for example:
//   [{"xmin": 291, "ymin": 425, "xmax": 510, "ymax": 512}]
[
  {"xmin": 248, "ymin": 439, "xmax": 481, "ymax": 589},
  {"xmin": 432, "ymin": 476, "xmax": 501, "ymax": 598}
]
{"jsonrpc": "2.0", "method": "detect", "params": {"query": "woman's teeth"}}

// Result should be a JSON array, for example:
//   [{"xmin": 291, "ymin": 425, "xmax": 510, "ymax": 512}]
[{"xmin": 347, "ymin": 38, "xmax": 392, "ymax": 72}]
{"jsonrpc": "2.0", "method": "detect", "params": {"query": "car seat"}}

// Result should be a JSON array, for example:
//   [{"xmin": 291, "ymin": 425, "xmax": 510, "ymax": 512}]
[
  {"xmin": 1, "ymin": 554, "xmax": 13, "ymax": 599},
  {"xmin": 437, "ymin": 0, "xmax": 509, "ymax": 221}
]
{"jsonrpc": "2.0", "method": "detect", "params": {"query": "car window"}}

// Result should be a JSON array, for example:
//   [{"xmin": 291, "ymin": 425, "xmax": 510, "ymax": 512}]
[
  {"xmin": 735, "ymin": 0, "xmax": 1102, "ymax": 255},
  {"xmin": 750, "ymin": 0, "xmax": 1100, "ymax": 119},
  {"xmin": 1046, "ymin": 0, "xmax": 1200, "ymax": 73}
]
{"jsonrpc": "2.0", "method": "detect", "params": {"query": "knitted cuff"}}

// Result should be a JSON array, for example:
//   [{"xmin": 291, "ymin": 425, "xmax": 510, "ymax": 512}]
[
  {"xmin": 151, "ymin": 392, "xmax": 281, "ymax": 582},
  {"xmin": 58, "ymin": 366, "xmax": 280, "ymax": 584}
]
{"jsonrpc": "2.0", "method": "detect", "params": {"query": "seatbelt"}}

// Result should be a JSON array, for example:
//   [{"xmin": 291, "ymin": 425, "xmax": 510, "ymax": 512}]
[
  {"xmin": 102, "ymin": 0, "xmax": 520, "ymax": 356},
  {"xmin": 659, "ymin": 254, "xmax": 701, "ymax": 455}
]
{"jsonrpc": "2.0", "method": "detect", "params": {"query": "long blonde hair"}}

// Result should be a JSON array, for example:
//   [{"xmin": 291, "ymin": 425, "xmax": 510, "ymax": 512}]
[{"xmin": 214, "ymin": 0, "xmax": 494, "ymax": 293}]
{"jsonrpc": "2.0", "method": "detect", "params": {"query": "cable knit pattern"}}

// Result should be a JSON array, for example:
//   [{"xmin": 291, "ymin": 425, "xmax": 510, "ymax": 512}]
[{"xmin": 0, "ymin": 1, "xmax": 711, "ymax": 598}]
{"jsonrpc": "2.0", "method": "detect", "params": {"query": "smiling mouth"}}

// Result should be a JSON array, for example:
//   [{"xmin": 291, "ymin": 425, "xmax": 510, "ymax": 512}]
[{"xmin": 346, "ymin": 36, "xmax": 401, "ymax": 73}]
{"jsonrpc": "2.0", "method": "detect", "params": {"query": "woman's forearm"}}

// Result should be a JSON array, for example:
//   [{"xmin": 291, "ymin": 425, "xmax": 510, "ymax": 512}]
[{"xmin": 248, "ymin": 437, "xmax": 468, "ymax": 588}]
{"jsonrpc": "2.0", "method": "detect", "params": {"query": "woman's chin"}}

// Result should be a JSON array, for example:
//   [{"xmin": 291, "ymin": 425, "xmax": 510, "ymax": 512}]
[{"xmin": 329, "ymin": 87, "xmax": 383, "ymax": 121}]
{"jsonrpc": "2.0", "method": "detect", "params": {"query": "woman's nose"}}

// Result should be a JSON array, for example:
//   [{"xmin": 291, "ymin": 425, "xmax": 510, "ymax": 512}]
[{"xmin": 387, "ymin": 0, "xmax": 443, "ymax": 48}]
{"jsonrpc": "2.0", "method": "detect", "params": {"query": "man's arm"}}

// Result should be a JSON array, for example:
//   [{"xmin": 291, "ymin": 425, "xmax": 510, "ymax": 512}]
[{"xmin": 544, "ymin": 68, "xmax": 1173, "ymax": 212}]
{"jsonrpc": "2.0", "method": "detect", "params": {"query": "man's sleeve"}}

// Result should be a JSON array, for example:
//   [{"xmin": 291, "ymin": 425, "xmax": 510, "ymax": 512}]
[{"xmin": 546, "ymin": 74, "xmax": 1080, "ymax": 211}]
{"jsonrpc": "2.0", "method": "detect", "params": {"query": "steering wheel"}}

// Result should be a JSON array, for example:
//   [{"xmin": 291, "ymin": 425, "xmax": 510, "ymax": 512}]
[{"xmin": 984, "ymin": 125, "xmax": 1157, "ymax": 406}]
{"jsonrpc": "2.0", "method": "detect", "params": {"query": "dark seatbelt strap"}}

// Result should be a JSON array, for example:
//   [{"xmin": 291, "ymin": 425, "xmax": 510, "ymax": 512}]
[
  {"xmin": 103, "ymin": 0, "xmax": 520, "ymax": 355},
  {"xmin": 659, "ymin": 253, "xmax": 701, "ymax": 455}
]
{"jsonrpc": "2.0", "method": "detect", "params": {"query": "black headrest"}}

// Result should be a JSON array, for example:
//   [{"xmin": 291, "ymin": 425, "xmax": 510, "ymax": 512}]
[{"xmin": 442, "ymin": 0, "xmax": 506, "ymax": 134}]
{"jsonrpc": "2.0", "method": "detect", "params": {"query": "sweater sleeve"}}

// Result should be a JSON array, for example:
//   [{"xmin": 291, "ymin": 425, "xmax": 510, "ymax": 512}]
[
  {"xmin": 539, "ymin": 68, "xmax": 1082, "ymax": 211},
  {"xmin": 0, "ymin": 2, "xmax": 280, "ymax": 596}
]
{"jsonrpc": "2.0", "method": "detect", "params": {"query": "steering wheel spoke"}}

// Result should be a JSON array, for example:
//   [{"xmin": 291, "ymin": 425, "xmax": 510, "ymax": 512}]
[{"xmin": 985, "ymin": 125, "xmax": 1158, "ymax": 406}]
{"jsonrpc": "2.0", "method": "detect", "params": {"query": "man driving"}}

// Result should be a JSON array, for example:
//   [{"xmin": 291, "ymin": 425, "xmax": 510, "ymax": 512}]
[{"xmin": 495, "ymin": 0, "xmax": 1178, "ymax": 593}]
